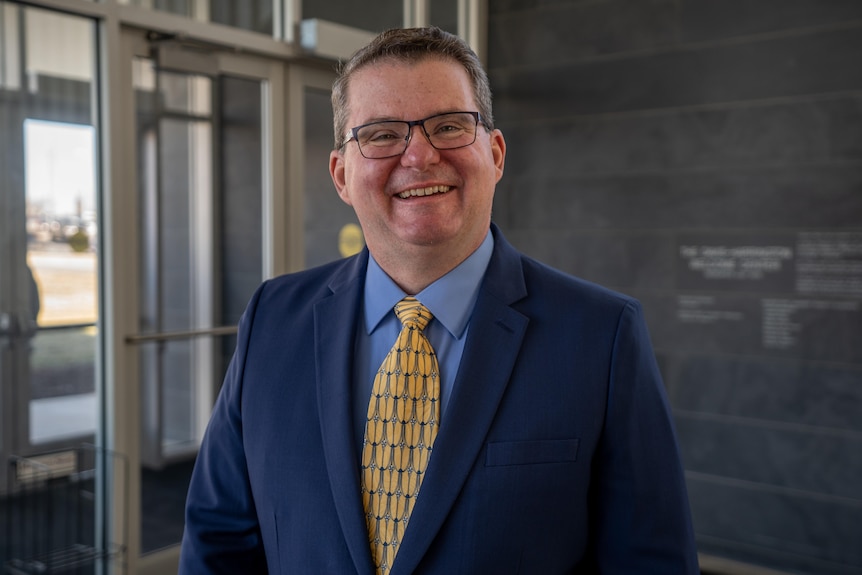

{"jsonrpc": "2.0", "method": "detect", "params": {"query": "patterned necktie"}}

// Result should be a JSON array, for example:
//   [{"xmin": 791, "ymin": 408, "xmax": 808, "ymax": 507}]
[{"xmin": 360, "ymin": 296, "xmax": 441, "ymax": 574}]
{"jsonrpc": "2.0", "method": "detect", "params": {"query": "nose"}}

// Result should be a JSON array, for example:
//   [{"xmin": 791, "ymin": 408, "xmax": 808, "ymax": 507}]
[{"xmin": 400, "ymin": 124, "xmax": 439, "ymax": 168}]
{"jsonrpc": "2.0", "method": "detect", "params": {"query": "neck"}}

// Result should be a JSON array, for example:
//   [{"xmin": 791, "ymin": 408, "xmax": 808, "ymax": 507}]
[{"xmin": 371, "ymin": 236, "xmax": 483, "ymax": 295}]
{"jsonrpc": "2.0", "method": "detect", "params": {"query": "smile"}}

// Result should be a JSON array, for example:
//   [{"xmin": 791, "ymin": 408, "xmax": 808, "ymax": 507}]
[{"xmin": 397, "ymin": 185, "xmax": 451, "ymax": 199}]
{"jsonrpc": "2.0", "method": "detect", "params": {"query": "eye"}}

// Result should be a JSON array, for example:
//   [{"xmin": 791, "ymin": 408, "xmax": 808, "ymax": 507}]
[
  {"xmin": 366, "ymin": 130, "xmax": 400, "ymax": 142},
  {"xmin": 427, "ymin": 114, "xmax": 474, "ymax": 140},
  {"xmin": 359, "ymin": 122, "xmax": 407, "ymax": 145},
  {"xmin": 432, "ymin": 121, "xmax": 465, "ymax": 135}
]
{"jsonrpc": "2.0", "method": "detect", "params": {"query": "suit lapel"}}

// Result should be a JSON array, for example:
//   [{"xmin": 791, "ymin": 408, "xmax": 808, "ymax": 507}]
[
  {"xmin": 392, "ymin": 228, "xmax": 530, "ymax": 575},
  {"xmin": 314, "ymin": 252, "xmax": 376, "ymax": 575}
]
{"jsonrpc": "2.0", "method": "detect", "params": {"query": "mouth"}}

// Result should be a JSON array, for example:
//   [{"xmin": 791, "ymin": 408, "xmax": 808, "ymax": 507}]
[{"xmin": 397, "ymin": 185, "xmax": 451, "ymax": 199}]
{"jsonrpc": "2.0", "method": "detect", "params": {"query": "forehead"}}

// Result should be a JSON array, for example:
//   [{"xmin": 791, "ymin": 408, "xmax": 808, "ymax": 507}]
[{"xmin": 346, "ymin": 57, "xmax": 476, "ymax": 122}]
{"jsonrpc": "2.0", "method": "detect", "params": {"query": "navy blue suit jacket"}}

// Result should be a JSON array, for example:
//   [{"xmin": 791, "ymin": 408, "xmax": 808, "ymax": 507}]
[{"xmin": 180, "ymin": 225, "xmax": 699, "ymax": 574}]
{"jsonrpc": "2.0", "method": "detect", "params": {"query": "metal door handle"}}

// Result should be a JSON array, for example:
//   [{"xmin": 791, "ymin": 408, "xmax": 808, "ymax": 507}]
[{"xmin": 125, "ymin": 325, "xmax": 238, "ymax": 344}]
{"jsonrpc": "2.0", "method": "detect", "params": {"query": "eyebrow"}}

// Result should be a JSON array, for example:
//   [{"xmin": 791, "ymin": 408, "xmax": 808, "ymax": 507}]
[
  {"xmin": 352, "ymin": 109, "xmax": 467, "ymax": 126},
  {"xmin": 355, "ymin": 115, "xmax": 401, "ymax": 124}
]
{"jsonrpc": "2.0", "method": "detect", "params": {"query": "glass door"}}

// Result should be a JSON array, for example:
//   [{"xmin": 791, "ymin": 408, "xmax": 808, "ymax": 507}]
[
  {"xmin": 0, "ymin": 2, "xmax": 114, "ymax": 571},
  {"xmin": 0, "ymin": 0, "xmax": 100, "ymax": 471},
  {"xmin": 120, "ymin": 29, "xmax": 287, "ymax": 565}
]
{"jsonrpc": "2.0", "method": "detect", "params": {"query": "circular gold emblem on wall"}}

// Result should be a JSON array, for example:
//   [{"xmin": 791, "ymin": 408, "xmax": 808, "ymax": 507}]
[{"xmin": 338, "ymin": 223, "xmax": 365, "ymax": 257}]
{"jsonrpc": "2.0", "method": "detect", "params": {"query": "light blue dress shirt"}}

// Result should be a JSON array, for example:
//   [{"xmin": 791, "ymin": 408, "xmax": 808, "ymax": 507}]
[{"xmin": 353, "ymin": 231, "xmax": 494, "ymax": 449}]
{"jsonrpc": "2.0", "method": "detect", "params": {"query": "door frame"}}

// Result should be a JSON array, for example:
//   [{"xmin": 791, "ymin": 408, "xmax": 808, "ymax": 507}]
[{"xmin": 112, "ymin": 25, "xmax": 301, "ymax": 572}]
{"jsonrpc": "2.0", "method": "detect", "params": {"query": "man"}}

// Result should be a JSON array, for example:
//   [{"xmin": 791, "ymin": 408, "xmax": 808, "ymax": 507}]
[{"xmin": 180, "ymin": 27, "xmax": 699, "ymax": 574}]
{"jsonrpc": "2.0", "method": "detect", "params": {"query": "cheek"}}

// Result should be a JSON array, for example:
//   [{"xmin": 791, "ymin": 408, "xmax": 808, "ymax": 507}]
[{"xmin": 348, "ymin": 164, "xmax": 391, "ymax": 200}]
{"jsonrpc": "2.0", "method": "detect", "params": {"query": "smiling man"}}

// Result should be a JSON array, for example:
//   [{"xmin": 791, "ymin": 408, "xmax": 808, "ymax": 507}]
[{"xmin": 180, "ymin": 27, "xmax": 699, "ymax": 575}]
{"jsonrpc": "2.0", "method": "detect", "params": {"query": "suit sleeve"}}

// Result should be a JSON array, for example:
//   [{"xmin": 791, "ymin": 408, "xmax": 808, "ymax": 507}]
[
  {"xmin": 588, "ymin": 300, "xmax": 700, "ymax": 573},
  {"xmin": 179, "ymin": 285, "xmax": 269, "ymax": 574}
]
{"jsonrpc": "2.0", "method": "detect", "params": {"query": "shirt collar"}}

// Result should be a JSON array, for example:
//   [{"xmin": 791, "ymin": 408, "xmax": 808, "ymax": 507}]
[{"xmin": 364, "ymin": 230, "xmax": 494, "ymax": 339}]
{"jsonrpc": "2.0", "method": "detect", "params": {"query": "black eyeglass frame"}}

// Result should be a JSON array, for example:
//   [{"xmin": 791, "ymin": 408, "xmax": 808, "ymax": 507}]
[{"xmin": 342, "ymin": 111, "xmax": 485, "ymax": 159}]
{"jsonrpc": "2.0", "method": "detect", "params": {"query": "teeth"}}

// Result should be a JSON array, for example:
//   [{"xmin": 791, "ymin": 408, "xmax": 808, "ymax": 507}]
[{"xmin": 398, "ymin": 185, "xmax": 451, "ymax": 199}]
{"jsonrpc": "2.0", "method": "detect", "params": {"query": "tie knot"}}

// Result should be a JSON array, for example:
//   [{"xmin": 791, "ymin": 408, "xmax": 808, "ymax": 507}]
[{"xmin": 394, "ymin": 296, "xmax": 433, "ymax": 331}]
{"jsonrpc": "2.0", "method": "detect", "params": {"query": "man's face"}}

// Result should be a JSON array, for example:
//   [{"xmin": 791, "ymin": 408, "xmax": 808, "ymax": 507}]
[{"xmin": 330, "ymin": 57, "xmax": 505, "ymax": 266}]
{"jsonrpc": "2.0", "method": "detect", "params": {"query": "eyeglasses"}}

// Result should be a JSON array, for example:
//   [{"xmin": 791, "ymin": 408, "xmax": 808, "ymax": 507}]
[{"xmin": 343, "ymin": 111, "xmax": 483, "ymax": 159}]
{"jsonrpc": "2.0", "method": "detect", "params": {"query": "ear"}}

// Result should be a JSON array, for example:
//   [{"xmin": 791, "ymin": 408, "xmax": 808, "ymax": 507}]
[
  {"xmin": 490, "ymin": 129, "xmax": 506, "ymax": 183},
  {"xmin": 329, "ymin": 150, "xmax": 352, "ymax": 206}
]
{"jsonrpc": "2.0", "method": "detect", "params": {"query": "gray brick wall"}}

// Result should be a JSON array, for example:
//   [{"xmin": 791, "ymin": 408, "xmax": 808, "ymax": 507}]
[{"xmin": 488, "ymin": 1, "xmax": 862, "ymax": 573}]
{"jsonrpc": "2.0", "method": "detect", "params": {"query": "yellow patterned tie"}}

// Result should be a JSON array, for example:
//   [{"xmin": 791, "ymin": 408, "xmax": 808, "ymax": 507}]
[{"xmin": 361, "ymin": 296, "xmax": 440, "ymax": 574}]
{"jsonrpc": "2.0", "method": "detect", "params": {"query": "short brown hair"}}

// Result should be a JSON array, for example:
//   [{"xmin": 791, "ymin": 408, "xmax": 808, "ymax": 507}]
[{"xmin": 331, "ymin": 26, "xmax": 494, "ymax": 150}]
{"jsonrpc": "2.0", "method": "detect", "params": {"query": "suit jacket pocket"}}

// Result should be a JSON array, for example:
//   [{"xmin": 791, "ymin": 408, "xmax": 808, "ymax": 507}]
[{"xmin": 485, "ymin": 438, "xmax": 580, "ymax": 467}]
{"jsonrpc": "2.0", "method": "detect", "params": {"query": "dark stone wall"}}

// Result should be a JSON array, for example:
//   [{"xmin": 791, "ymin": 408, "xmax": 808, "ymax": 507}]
[{"xmin": 487, "ymin": 1, "xmax": 862, "ymax": 573}]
